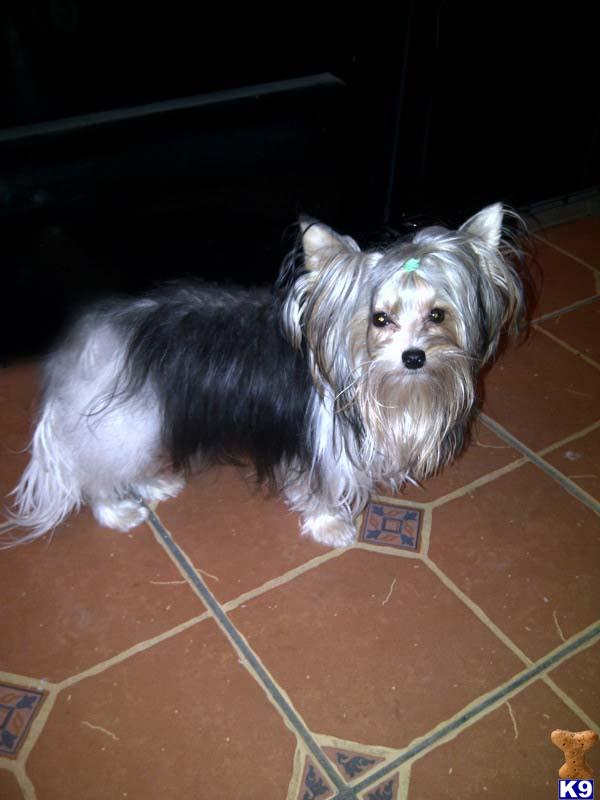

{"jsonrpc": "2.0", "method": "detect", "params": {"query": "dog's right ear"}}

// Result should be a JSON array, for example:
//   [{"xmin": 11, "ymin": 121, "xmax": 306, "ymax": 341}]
[{"xmin": 300, "ymin": 217, "xmax": 360, "ymax": 271}]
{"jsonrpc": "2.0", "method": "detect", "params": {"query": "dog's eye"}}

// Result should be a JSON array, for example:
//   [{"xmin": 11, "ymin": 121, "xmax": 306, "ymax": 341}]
[
  {"xmin": 372, "ymin": 311, "xmax": 391, "ymax": 327},
  {"xmin": 428, "ymin": 308, "xmax": 445, "ymax": 323}
]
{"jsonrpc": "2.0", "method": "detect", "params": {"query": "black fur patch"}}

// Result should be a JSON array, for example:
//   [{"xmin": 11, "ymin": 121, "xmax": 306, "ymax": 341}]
[{"xmin": 117, "ymin": 282, "xmax": 313, "ymax": 480}]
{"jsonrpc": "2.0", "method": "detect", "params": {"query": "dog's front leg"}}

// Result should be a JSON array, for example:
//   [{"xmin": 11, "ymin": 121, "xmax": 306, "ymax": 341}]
[{"xmin": 282, "ymin": 464, "xmax": 365, "ymax": 548}]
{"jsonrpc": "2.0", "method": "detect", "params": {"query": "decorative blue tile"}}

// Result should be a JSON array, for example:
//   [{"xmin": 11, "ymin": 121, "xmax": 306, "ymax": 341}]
[
  {"xmin": 323, "ymin": 746, "xmax": 384, "ymax": 780},
  {"xmin": 362, "ymin": 773, "xmax": 399, "ymax": 800},
  {"xmin": 0, "ymin": 682, "xmax": 45, "ymax": 756},
  {"xmin": 359, "ymin": 502, "xmax": 421, "ymax": 550},
  {"xmin": 296, "ymin": 756, "xmax": 335, "ymax": 800}
]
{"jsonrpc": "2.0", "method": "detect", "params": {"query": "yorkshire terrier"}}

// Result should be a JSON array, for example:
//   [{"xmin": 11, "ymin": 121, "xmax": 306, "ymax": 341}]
[{"xmin": 8, "ymin": 203, "xmax": 524, "ymax": 547}]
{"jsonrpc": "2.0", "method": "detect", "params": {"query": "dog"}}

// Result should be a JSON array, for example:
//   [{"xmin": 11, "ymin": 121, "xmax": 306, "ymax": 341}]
[{"xmin": 7, "ymin": 203, "xmax": 524, "ymax": 547}]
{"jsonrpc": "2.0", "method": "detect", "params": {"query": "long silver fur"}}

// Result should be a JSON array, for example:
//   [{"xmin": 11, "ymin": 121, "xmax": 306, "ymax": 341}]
[{"xmin": 6, "ymin": 203, "xmax": 524, "ymax": 548}]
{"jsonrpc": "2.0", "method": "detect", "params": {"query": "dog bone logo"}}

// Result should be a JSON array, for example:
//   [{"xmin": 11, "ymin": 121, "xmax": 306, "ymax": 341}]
[{"xmin": 551, "ymin": 729, "xmax": 598, "ymax": 779}]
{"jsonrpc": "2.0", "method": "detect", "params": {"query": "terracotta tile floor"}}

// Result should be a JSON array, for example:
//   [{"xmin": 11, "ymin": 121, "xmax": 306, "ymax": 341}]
[{"xmin": 1, "ymin": 215, "xmax": 599, "ymax": 799}]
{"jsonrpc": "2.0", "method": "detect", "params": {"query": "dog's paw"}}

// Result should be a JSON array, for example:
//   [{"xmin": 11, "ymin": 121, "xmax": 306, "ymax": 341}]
[
  {"xmin": 301, "ymin": 513, "xmax": 357, "ymax": 548},
  {"xmin": 135, "ymin": 474, "xmax": 185, "ymax": 504},
  {"xmin": 91, "ymin": 498, "xmax": 149, "ymax": 532}
]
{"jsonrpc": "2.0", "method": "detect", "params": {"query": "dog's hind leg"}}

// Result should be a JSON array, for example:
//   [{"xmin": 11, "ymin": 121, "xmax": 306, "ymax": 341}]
[
  {"xmin": 9, "ymin": 321, "xmax": 171, "ymax": 541},
  {"xmin": 91, "ymin": 473, "xmax": 186, "ymax": 531}
]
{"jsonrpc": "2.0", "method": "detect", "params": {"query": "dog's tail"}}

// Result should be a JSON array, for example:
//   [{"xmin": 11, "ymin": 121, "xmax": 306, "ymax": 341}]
[{"xmin": 3, "ymin": 404, "xmax": 81, "ymax": 547}]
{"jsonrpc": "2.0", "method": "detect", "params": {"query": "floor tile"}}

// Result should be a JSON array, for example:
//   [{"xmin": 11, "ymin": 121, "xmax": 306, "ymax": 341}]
[
  {"xmin": 543, "ymin": 426, "xmax": 600, "ymax": 501},
  {"xmin": 528, "ymin": 240, "xmax": 598, "ymax": 319},
  {"xmin": 27, "ymin": 618, "xmax": 297, "ymax": 800},
  {"xmin": 295, "ymin": 756, "xmax": 336, "ymax": 800},
  {"xmin": 429, "ymin": 463, "xmax": 600, "ymax": 660},
  {"xmin": 549, "ymin": 639, "xmax": 600, "ymax": 725},
  {"xmin": 155, "ymin": 465, "xmax": 331, "ymax": 603},
  {"xmin": 482, "ymin": 330, "xmax": 600, "ymax": 451},
  {"xmin": 538, "ymin": 299, "xmax": 600, "ymax": 362},
  {"xmin": 359, "ymin": 501, "xmax": 421, "ymax": 551},
  {"xmin": 321, "ymin": 745, "xmax": 386, "ymax": 782},
  {"xmin": 0, "ymin": 363, "xmax": 40, "ymax": 503},
  {"xmin": 0, "ymin": 682, "xmax": 46, "ymax": 757},
  {"xmin": 387, "ymin": 421, "xmax": 521, "ymax": 503},
  {"xmin": 0, "ymin": 513, "xmax": 201, "ymax": 681},
  {"xmin": 408, "ymin": 679, "xmax": 596, "ymax": 799},
  {"xmin": 230, "ymin": 549, "xmax": 523, "ymax": 750},
  {"xmin": 538, "ymin": 216, "xmax": 600, "ymax": 270},
  {"xmin": 0, "ymin": 769, "xmax": 23, "ymax": 800},
  {"xmin": 1, "ymin": 212, "xmax": 598, "ymax": 800},
  {"xmin": 360, "ymin": 772, "xmax": 399, "ymax": 800}
]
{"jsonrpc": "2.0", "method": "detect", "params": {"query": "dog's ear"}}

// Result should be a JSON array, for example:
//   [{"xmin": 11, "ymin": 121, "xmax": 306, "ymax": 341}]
[
  {"xmin": 460, "ymin": 204, "xmax": 526, "ymax": 358},
  {"xmin": 300, "ymin": 217, "xmax": 360, "ymax": 271},
  {"xmin": 459, "ymin": 203, "xmax": 503, "ymax": 248}
]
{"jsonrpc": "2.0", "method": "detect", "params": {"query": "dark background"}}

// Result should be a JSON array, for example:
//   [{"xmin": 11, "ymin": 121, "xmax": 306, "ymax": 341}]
[{"xmin": 0, "ymin": 1, "xmax": 597, "ymax": 358}]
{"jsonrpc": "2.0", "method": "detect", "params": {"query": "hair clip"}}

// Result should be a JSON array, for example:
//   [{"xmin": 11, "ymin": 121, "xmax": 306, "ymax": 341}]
[{"xmin": 402, "ymin": 258, "xmax": 420, "ymax": 272}]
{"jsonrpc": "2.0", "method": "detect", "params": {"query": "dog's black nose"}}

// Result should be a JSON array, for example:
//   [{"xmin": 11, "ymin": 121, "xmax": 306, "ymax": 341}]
[{"xmin": 402, "ymin": 348, "xmax": 426, "ymax": 370}]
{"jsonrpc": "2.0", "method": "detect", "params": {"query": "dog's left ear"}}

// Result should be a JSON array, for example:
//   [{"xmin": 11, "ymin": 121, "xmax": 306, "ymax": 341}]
[
  {"xmin": 461, "ymin": 203, "xmax": 526, "ymax": 357},
  {"xmin": 459, "ymin": 203, "xmax": 503, "ymax": 248},
  {"xmin": 300, "ymin": 217, "xmax": 360, "ymax": 271}
]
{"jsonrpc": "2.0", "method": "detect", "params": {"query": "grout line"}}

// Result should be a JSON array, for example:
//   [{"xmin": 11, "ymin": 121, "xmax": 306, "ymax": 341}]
[
  {"xmin": 313, "ymin": 732, "xmax": 402, "ymax": 760},
  {"xmin": 428, "ymin": 456, "xmax": 528, "ymax": 509},
  {"xmin": 353, "ymin": 541, "xmax": 423, "ymax": 560},
  {"xmin": 399, "ymin": 763, "xmax": 412, "ymax": 800},
  {"xmin": 418, "ymin": 506, "xmax": 433, "ymax": 557},
  {"xmin": 14, "ymin": 555, "xmax": 348, "ymax": 692},
  {"xmin": 0, "ymin": 672, "xmax": 53, "ymax": 691},
  {"xmin": 286, "ymin": 741, "xmax": 306, "ymax": 800},
  {"xmin": 537, "ymin": 420, "xmax": 600, "ymax": 458},
  {"xmin": 56, "ymin": 612, "xmax": 210, "ymax": 690},
  {"xmin": 368, "ymin": 494, "xmax": 431, "ymax": 510},
  {"xmin": 333, "ymin": 789, "xmax": 358, "ymax": 799},
  {"xmin": 220, "ymin": 548, "xmax": 347, "ymax": 613},
  {"xmin": 3, "ymin": 615, "xmax": 210, "ymax": 789},
  {"xmin": 542, "ymin": 675, "xmax": 600, "ymax": 735},
  {"xmin": 352, "ymin": 620, "xmax": 600, "ymax": 794},
  {"xmin": 3, "ymin": 552, "xmax": 348, "ymax": 700},
  {"xmin": 4, "ymin": 551, "xmax": 349, "ymax": 783},
  {"xmin": 533, "ymin": 323, "xmax": 600, "ymax": 371},
  {"xmin": 533, "ymin": 232, "xmax": 600, "ymax": 273},
  {"xmin": 532, "ymin": 293, "xmax": 600, "ymax": 325},
  {"xmin": 479, "ymin": 414, "xmax": 600, "ymax": 516},
  {"xmin": 145, "ymin": 507, "xmax": 348, "ymax": 793},
  {"xmin": 423, "ymin": 556, "xmax": 534, "ymax": 669}
]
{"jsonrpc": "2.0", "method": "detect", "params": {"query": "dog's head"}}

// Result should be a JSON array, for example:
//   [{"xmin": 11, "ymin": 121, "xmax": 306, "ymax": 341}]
[{"xmin": 282, "ymin": 204, "xmax": 525, "ymax": 478}]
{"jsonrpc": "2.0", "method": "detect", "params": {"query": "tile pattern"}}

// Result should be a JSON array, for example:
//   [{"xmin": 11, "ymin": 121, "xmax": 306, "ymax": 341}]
[
  {"xmin": 360, "ymin": 773, "xmax": 399, "ymax": 800},
  {"xmin": 0, "ymin": 214, "xmax": 599, "ymax": 798},
  {"xmin": 296, "ymin": 757, "xmax": 336, "ymax": 800},
  {"xmin": 322, "ymin": 747, "xmax": 385, "ymax": 781},
  {"xmin": 0, "ymin": 683, "xmax": 45, "ymax": 757},
  {"xmin": 359, "ymin": 502, "xmax": 421, "ymax": 550}
]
